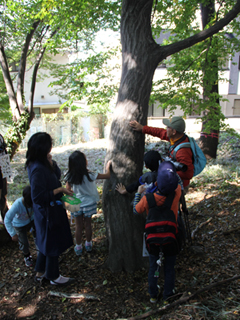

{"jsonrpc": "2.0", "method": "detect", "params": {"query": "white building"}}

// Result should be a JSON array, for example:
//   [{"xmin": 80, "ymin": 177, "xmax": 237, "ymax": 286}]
[{"xmin": 20, "ymin": 30, "xmax": 240, "ymax": 147}]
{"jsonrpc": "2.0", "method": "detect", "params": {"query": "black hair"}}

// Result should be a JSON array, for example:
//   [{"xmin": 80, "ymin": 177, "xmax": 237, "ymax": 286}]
[
  {"xmin": 144, "ymin": 150, "xmax": 162, "ymax": 172},
  {"xmin": 22, "ymin": 185, "xmax": 33, "ymax": 208},
  {"xmin": 25, "ymin": 132, "xmax": 53, "ymax": 170},
  {"xmin": 65, "ymin": 150, "xmax": 93, "ymax": 185}
]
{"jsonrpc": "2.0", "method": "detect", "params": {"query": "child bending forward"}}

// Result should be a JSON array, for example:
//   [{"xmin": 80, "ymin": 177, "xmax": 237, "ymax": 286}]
[
  {"xmin": 4, "ymin": 185, "xmax": 35, "ymax": 267},
  {"xmin": 66, "ymin": 150, "xmax": 111, "ymax": 255}
]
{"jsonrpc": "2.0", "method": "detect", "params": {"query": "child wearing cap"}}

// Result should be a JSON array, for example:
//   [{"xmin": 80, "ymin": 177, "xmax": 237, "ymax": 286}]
[
  {"xmin": 115, "ymin": 150, "xmax": 162, "ymax": 195},
  {"xmin": 133, "ymin": 161, "xmax": 181, "ymax": 303}
]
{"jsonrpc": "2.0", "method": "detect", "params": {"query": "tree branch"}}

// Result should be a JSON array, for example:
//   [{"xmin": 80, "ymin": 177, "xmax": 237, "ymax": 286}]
[
  {"xmin": 16, "ymin": 20, "xmax": 40, "ymax": 112},
  {"xmin": 28, "ymin": 28, "xmax": 58, "ymax": 117},
  {"xmin": 127, "ymin": 274, "xmax": 240, "ymax": 320},
  {"xmin": 191, "ymin": 217, "xmax": 212, "ymax": 240},
  {"xmin": 157, "ymin": 0, "xmax": 240, "ymax": 61},
  {"xmin": 27, "ymin": 25, "xmax": 50, "ymax": 58},
  {"xmin": 0, "ymin": 44, "xmax": 20, "ymax": 120}
]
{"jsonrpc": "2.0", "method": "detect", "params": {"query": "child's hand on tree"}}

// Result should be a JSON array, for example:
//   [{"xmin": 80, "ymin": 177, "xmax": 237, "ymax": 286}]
[
  {"xmin": 137, "ymin": 185, "xmax": 146, "ymax": 194},
  {"xmin": 105, "ymin": 160, "xmax": 112, "ymax": 172},
  {"xmin": 115, "ymin": 183, "xmax": 127, "ymax": 195}
]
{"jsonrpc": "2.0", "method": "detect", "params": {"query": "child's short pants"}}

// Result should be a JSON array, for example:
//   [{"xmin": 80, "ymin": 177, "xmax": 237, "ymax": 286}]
[{"xmin": 72, "ymin": 202, "xmax": 97, "ymax": 218}]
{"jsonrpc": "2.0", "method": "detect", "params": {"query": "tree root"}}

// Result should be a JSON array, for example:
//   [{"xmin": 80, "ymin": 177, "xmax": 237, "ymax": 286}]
[
  {"xmin": 191, "ymin": 217, "xmax": 212, "ymax": 239},
  {"xmin": 48, "ymin": 290, "xmax": 100, "ymax": 301},
  {"xmin": 223, "ymin": 227, "xmax": 240, "ymax": 235},
  {"xmin": 125, "ymin": 274, "xmax": 240, "ymax": 320}
]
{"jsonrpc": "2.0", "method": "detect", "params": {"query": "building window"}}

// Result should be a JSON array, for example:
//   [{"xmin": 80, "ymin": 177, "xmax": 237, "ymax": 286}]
[
  {"xmin": 148, "ymin": 104, "xmax": 165, "ymax": 117},
  {"xmin": 233, "ymin": 99, "xmax": 240, "ymax": 115}
]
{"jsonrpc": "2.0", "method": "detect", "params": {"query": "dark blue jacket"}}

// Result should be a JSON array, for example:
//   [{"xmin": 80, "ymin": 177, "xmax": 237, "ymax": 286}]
[{"xmin": 27, "ymin": 160, "xmax": 73, "ymax": 256}]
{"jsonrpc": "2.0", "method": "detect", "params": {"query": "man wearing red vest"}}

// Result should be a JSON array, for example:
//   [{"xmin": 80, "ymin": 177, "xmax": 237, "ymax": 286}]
[{"xmin": 130, "ymin": 116, "xmax": 194, "ymax": 190}]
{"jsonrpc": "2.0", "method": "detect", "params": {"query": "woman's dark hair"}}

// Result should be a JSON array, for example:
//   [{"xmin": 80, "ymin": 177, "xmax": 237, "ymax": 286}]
[
  {"xmin": 25, "ymin": 132, "xmax": 52, "ymax": 169},
  {"xmin": 65, "ymin": 150, "xmax": 93, "ymax": 185},
  {"xmin": 22, "ymin": 185, "xmax": 33, "ymax": 208}
]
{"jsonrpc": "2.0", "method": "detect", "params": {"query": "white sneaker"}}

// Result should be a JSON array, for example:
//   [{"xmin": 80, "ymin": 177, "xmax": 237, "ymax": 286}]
[{"xmin": 50, "ymin": 275, "xmax": 74, "ymax": 286}]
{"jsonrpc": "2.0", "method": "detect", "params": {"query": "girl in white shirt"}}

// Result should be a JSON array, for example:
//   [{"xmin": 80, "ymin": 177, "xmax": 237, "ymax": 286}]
[{"xmin": 65, "ymin": 150, "xmax": 111, "ymax": 255}]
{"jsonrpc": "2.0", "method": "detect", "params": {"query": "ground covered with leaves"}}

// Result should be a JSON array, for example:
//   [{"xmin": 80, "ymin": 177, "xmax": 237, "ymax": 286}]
[{"xmin": 1, "ymin": 134, "xmax": 240, "ymax": 320}]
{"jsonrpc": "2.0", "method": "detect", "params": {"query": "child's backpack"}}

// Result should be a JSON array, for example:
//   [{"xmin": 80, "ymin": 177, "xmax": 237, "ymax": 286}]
[
  {"xmin": 172, "ymin": 136, "xmax": 206, "ymax": 176},
  {"xmin": 145, "ymin": 192, "xmax": 180, "ymax": 256}
]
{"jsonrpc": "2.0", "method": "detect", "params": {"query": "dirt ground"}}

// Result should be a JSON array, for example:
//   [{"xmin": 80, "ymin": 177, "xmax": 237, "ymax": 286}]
[{"xmin": 1, "ymin": 137, "xmax": 240, "ymax": 320}]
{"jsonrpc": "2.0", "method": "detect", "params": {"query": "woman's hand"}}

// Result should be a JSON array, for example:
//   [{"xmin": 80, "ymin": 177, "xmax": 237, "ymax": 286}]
[
  {"xmin": 62, "ymin": 187, "xmax": 74, "ymax": 196},
  {"xmin": 115, "ymin": 183, "xmax": 127, "ymax": 195},
  {"xmin": 137, "ymin": 185, "xmax": 146, "ymax": 194},
  {"xmin": 53, "ymin": 186, "xmax": 74, "ymax": 196}
]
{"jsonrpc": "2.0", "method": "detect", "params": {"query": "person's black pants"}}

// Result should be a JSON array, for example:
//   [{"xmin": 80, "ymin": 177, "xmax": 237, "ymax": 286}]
[{"xmin": 35, "ymin": 251, "xmax": 59, "ymax": 280}]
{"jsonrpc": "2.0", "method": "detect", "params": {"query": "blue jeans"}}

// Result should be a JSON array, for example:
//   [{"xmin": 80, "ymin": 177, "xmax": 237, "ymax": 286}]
[
  {"xmin": 35, "ymin": 251, "xmax": 59, "ymax": 280},
  {"xmin": 148, "ymin": 253, "xmax": 176, "ymax": 300}
]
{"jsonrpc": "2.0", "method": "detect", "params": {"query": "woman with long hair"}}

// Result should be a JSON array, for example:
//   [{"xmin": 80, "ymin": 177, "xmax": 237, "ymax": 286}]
[{"xmin": 26, "ymin": 132, "xmax": 74, "ymax": 286}]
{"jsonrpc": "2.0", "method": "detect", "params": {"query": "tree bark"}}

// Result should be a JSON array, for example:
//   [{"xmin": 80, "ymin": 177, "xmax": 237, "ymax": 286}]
[
  {"xmin": 103, "ymin": 0, "xmax": 160, "ymax": 272},
  {"xmin": 0, "ymin": 44, "xmax": 20, "ymax": 120},
  {"xmin": 199, "ymin": 2, "xmax": 219, "ymax": 159},
  {"xmin": 17, "ymin": 20, "xmax": 40, "ymax": 113},
  {"xmin": 103, "ymin": 0, "xmax": 240, "ymax": 272}
]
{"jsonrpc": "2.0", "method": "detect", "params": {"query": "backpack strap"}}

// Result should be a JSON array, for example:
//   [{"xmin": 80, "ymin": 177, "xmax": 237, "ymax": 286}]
[
  {"xmin": 146, "ymin": 192, "xmax": 175, "ymax": 210},
  {"xmin": 146, "ymin": 193, "xmax": 156, "ymax": 208},
  {"xmin": 171, "ymin": 142, "xmax": 191, "ymax": 161}
]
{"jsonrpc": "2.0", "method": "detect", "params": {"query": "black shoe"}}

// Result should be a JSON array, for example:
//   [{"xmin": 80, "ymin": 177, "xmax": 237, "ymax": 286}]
[{"xmin": 34, "ymin": 273, "xmax": 46, "ymax": 283}]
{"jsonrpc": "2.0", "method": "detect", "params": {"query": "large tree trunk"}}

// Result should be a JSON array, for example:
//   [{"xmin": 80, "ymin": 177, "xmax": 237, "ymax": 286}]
[
  {"xmin": 200, "ymin": 2, "xmax": 219, "ymax": 159},
  {"xmin": 102, "ymin": 0, "xmax": 160, "ymax": 272}
]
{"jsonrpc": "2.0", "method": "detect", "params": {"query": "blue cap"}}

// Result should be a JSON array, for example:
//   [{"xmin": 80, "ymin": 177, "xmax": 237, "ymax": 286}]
[{"xmin": 157, "ymin": 161, "xmax": 178, "ymax": 195}]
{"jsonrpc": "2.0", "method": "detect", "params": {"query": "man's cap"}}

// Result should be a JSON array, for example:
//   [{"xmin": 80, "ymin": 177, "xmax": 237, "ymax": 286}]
[
  {"xmin": 157, "ymin": 161, "xmax": 178, "ymax": 195},
  {"xmin": 144, "ymin": 150, "xmax": 162, "ymax": 172},
  {"xmin": 162, "ymin": 116, "xmax": 185, "ymax": 133}
]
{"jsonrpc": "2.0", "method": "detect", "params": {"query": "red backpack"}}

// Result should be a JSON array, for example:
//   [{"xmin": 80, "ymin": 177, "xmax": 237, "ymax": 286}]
[{"xmin": 145, "ymin": 192, "xmax": 180, "ymax": 256}]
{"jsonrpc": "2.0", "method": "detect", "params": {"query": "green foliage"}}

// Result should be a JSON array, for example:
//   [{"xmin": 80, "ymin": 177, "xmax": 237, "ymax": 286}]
[
  {"xmin": 4, "ymin": 110, "xmax": 30, "ymax": 155},
  {"xmin": 49, "ymin": 45, "xmax": 121, "ymax": 107},
  {"xmin": 0, "ymin": 71, "xmax": 12, "ymax": 123},
  {"xmin": 41, "ymin": 109, "xmax": 87, "ymax": 122},
  {"xmin": 150, "ymin": 0, "xmax": 240, "ymax": 132}
]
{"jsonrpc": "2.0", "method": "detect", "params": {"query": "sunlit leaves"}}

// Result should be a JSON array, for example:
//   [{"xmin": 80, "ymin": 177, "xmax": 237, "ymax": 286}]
[{"xmin": 151, "ymin": 0, "xmax": 240, "ymax": 132}]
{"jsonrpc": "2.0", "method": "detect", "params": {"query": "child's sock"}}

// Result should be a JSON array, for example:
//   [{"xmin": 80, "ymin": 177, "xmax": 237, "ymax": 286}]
[
  {"xmin": 85, "ymin": 241, "xmax": 92, "ymax": 246},
  {"xmin": 75, "ymin": 244, "xmax": 82, "ymax": 250}
]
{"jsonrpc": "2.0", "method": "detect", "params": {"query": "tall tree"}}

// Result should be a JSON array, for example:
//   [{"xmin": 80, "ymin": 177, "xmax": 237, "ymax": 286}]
[
  {"xmin": 151, "ymin": 2, "xmax": 240, "ymax": 159},
  {"xmin": 0, "ymin": 0, "xmax": 120, "ymax": 158},
  {"xmin": 103, "ymin": 0, "xmax": 240, "ymax": 272},
  {"xmin": 199, "ymin": 1, "xmax": 220, "ymax": 158}
]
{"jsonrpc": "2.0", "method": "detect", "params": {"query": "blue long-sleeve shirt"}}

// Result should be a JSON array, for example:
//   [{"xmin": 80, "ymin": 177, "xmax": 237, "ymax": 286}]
[{"xmin": 4, "ymin": 197, "xmax": 34, "ymax": 237}]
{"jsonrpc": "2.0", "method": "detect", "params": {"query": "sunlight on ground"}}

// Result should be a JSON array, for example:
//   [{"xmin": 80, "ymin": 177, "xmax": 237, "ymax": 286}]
[{"xmin": 17, "ymin": 304, "xmax": 36, "ymax": 318}]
